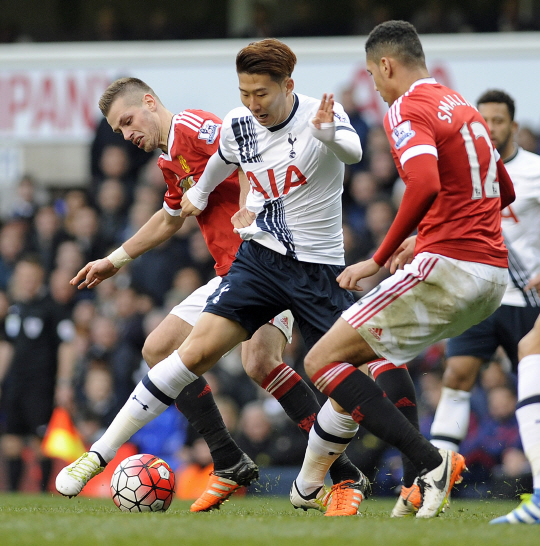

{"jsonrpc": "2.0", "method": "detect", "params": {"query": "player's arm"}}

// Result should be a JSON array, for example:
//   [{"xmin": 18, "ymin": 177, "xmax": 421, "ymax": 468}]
[
  {"xmin": 337, "ymin": 154, "xmax": 439, "ymax": 290},
  {"xmin": 497, "ymin": 158, "xmax": 516, "ymax": 209},
  {"xmin": 310, "ymin": 94, "xmax": 362, "ymax": 165},
  {"xmin": 232, "ymin": 167, "xmax": 257, "ymax": 230},
  {"xmin": 180, "ymin": 151, "xmax": 237, "ymax": 217},
  {"xmin": 71, "ymin": 208, "xmax": 184, "ymax": 290}
]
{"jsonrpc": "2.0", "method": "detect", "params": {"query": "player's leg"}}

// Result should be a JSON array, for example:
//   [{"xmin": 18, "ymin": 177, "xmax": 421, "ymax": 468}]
[
  {"xmin": 145, "ymin": 312, "xmax": 257, "ymax": 512},
  {"xmin": 367, "ymin": 359, "xmax": 422, "ymax": 517},
  {"xmin": 56, "ymin": 312, "xmax": 248, "ymax": 498},
  {"xmin": 430, "ymin": 355, "xmax": 483, "ymax": 452},
  {"xmin": 1, "ymin": 434, "xmax": 25, "ymax": 491},
  {"xmin": 491, "ymin": 315, "xmax": 540, "ymax": 524},
  {"xmin": 297, "ymin": 255, "xmax": 507, "ymax": 517},
  {"xmin": 304, "ymin": 317, "xmax": 465, "ymax": 518},
  {"xmin": 431, "ymin": 309, "xmax": 505, "ymax": 453},
  {"xmin": 245, "ymin": 316, "xmax": 367, "ymax": 513}
]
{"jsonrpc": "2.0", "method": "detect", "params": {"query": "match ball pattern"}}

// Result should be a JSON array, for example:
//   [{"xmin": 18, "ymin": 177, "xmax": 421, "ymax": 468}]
[{"xmin": 110, "ymin": 453, "xmax": 175, "ymax": 512}]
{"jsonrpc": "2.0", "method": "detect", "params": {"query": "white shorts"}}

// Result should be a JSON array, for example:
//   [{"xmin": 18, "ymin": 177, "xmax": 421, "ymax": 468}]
[
  {"xmin": 170, "ymin": 276, "xmax": 294, "ymax": 343},
  {"xmin": 342, "ymin": 252, "xmax": 508, "ymax": 365}
]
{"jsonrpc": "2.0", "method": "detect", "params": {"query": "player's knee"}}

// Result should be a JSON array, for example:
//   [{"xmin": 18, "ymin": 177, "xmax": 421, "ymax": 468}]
[
  {"xmin": 518, "ymin": 329, "xmax": 540, "ymax": 360},
  {"xmin": 1, "ymin": 435, "xmax": 24, "ymax": 457},
  {"xmin": 243, "ymin": 352, "xmax": 280, "ymax": 385},
  {"xmin": 304, "ymin": 350, "xmax": 323, "ymax": 379},
  {"xmin": 141, "ymin": 338, "xmax": 161, "ymax": 368},
  {"xmin": 442, "ymin": 359, "xmax": 477, "ymax": 391}
]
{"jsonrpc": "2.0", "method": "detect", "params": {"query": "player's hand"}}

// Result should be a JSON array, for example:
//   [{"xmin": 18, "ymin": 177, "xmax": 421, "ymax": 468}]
[
  {"xmin": 180, "ymin": 194, "xmax": 203, "ymax": 217},
  {"xmin": 232, "ymin": 207, "xmax": 256, "ymax": 230},
  {"xmin": 387, "ymin": 236, "xmax": 416, "ymax": 274},
  {"xmin": 525, "ymin": 272, "xmax": 540, "ymax": 291},
  {"xmin": 70, "ymin": 258, "xmax": 119, "ymax": 290},
  {"xmin": 337, "ymin": 258, "xmax": 380, "ymax": 291},
  {"xmin": 312, "ymin": 93, "xmax": 334, "ymax": 129}
]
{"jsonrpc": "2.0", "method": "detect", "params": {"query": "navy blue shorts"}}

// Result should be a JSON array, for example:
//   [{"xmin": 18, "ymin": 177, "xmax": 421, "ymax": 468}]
[
  {"xmin": 203, "ymin": 241, "xmax": 355, "ymax": 351},
  {"xmin": 446, "ymin": 304, "xmax": 540, "ymax": 371}
]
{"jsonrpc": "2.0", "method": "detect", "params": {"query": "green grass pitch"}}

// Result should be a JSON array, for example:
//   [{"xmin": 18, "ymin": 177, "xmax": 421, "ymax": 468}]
[{"xmin": 0, "ymin": 494, "xmax": 538, "ymax": 546}]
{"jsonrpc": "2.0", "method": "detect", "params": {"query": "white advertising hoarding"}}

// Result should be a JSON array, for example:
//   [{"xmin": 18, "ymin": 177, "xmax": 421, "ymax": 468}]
[{"xmin": 0, "ymin": 33, "xmax": 539, "ymax": 142}]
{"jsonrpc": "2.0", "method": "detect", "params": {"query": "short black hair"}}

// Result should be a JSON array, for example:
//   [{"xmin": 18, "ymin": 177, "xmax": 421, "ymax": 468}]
[
  {"xmin": 365, "ymin": 20, "xmax": 426, "ymax": 68},
  {"xmin": 236, "ymin": 38, "xmax": 297, "ymax": 83},
  {"xmin": 477, "ymin": 89, "xmax": 515, "ymax": 121}
]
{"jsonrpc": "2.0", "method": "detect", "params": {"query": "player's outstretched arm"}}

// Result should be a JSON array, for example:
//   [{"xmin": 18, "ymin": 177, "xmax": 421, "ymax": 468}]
[
  {"xmin": 70, "ymin": 259, "xmax": 118, "ymax": 290},
  {"xmin": 337, "ymin": 258, "xmax": 380, "ymax": 291},
  {"xmin": 71, "ymin": 208, "xmax": 185, "ymax": 290}
]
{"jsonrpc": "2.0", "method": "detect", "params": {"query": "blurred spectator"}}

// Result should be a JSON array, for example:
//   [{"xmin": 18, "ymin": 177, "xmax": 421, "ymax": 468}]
[
  {"xmin": 0, "ymin": 221, "xmax": 27, "ymax": 291},
  {"xmin": 340, "ymin": 86, "xmax": 370, "ymax": 171},
  {"xmin": 53, "ymin": 240, "xmax": 85, "ymax": 278},
  {"xmin": 90, "ymin": 118, "xmax": 153, "ymax": 205},
  {"xmin": 68, "ymin": 206, "xmax": 111, "ymax": 263},
  {"xmin": 25, "ymin": 206, "xmax": 68, "ymax": 277},
  {"xmin": 9, "ymin": 175, "xmax": 48, "ymax": 222},
  {"xmin": 90, "ymin": 6, "xmax": 130, "ymax": 41},
  {"xmin": 176, "ymin": 436, "xmax": 214, "ymax": 500},
  {"xmin": 369, "ymin": 150, "xmax": 399, "ymax": 195},
  {"xmin": 0, "ymin": 256, "xmax": 75, "ymax": 491},
  {"xmin": 516, "ymin": 126, "xmax": 539, "ymax": 153},
  {"xmin": 350, "ymin": 0, "xmax": 394, "ymax": 36},
  {"xmin": 344, "ymin": 171, "xmax": 379, "ymax": 236},
  {"xmin": 235, "ymin": 401, "xmax": 305, "ymax": 467},
  {"xmin": 141, "ymin": 6, "xmax": 180, "ymax": 40},
  {"xmin": 77, "ymin": 314, "xmax": 140, "ymax": 405},
  {"xmin": 95, "ymin": 179, "xmax": 129, "ymax": 246},
  {"xmin": 411, "ymin": 0, "xmax": 467, "ymax": 34},
  {"xmin": 243, "ymin": 2, "xmax": 275, "ymax": 38},
  {"xmin": 164, "ymin": 266, "xmax": 204, "ymax": 312},
  {"xmin": 57, "ymin": 189, "xmax": 88, "ymax": 237},
  {"xmin": 460, "ymin": 385, "xmax": 523, "ymax": 490},
  {"xmin": 74, "ymin": 360, "xmax": 121, "ymax": 443}
]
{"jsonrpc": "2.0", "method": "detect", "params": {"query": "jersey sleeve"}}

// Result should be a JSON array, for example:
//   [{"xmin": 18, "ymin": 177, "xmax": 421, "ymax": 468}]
[
  {"xmin": 161, "ymin": 167, "xmax": 184, "ymax": 216},
  {"xmin": 176, "ymin": 110, "xmax": 222, "ymax": 158},
  {"xmin": 217, "ymin": 111, "xmax": 241, "ymax": 166},
  {"xmin": 384, "ymin": 104, "xmax": 438, "ymax": 168},
  {"xmin": 332, "ymin": 101, "xmax": 357, "ymax": 135}
]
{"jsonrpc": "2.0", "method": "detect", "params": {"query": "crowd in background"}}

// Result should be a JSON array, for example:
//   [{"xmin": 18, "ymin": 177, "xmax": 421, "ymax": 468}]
[
  {"xmin": 0, "ymin": 86, "xmax": 537, "ymax": 498},
  {"xmin": 1, "ymin": 0, "xmax": 540, "ymax": 44}
]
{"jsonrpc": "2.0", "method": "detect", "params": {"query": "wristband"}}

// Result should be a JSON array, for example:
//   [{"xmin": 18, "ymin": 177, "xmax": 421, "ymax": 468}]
[{"xmin": 107, "ymin": 245, "xmax": 133, "ymax": 269}]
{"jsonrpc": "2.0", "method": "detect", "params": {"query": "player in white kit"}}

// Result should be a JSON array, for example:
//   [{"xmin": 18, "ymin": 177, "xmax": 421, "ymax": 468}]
[
  {"xmin": 56, "ymin": 41, "xmax": 371, "ymax": 516},
  {"xmin": 430, "ymin": 90, "xmax": 540, "ymax": 452}
]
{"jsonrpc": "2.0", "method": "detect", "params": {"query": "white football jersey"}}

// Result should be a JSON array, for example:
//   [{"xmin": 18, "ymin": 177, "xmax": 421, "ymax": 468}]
[
  {"xmin": 501, "ymin": 147, "xmax": 540, "ymax": 307},
  {"xmin": 219, "ymin": 93, "xmax": 357, "ymax": 265}
]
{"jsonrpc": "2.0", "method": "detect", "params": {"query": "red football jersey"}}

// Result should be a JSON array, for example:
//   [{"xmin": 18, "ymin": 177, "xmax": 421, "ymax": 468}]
[
  {"xmin": 384, "ymin": 79, "xmax": 508, "ymax": 267},
  {"xmin": 157, "ymin": 110, "xmax": 241, "ymax": 277}
]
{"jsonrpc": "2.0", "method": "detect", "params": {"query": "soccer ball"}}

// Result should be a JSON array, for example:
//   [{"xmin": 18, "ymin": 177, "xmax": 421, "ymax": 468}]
[{"xmin": 110, "ymin": 453, "xmax": 175, "ymax": 512}]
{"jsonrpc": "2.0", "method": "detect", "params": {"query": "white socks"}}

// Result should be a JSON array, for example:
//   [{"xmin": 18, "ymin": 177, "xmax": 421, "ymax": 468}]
[
  {"xmin": 516, "ymin": 355, "xmax": 540, "ymax": 489},
  {"xmin": 430, "ymin": 387, "xmax": 471, "ymax": 451},
  {"xmin": 295, "ymin": 400, "xmax": 359, "ymax": 496},
  {"xmin": 91, "ymin": 351, "xmax": 198, "ymax": 463}
]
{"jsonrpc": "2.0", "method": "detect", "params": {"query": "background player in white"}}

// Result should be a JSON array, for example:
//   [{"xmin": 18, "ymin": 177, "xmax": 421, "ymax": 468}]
[
  {"xmin": 429, "ymin": 90, "xmax": 540, "ymax": 460},
  {"xmin": 292, "ymin": 20, "xmax": 516, "ymax": 519},
  {"xmin": 490, "ymin": 303, "xmax": 540, "ymax": 523},
  {"xmin": 56, "ymin": 46, "xmax": 370, "ymax": 516},
  {"xmin": 56, "ymin": 77, "xmax": 363, "ymax": 511}
]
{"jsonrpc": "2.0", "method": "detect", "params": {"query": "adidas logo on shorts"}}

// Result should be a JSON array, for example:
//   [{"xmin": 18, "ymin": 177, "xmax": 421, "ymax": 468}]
[{"xmin": 368, "ymin": 327, "xmax": 383, "ymax": 341}]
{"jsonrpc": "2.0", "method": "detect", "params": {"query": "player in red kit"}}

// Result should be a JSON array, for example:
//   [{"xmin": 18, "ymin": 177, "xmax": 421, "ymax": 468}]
[
  {"xmin": 293, "ymin": 20, "xmax": 516, "ymax": 518},
  {"xmin": 56, "ymin": 77, "xmax": 365, "ymax": 511}
]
